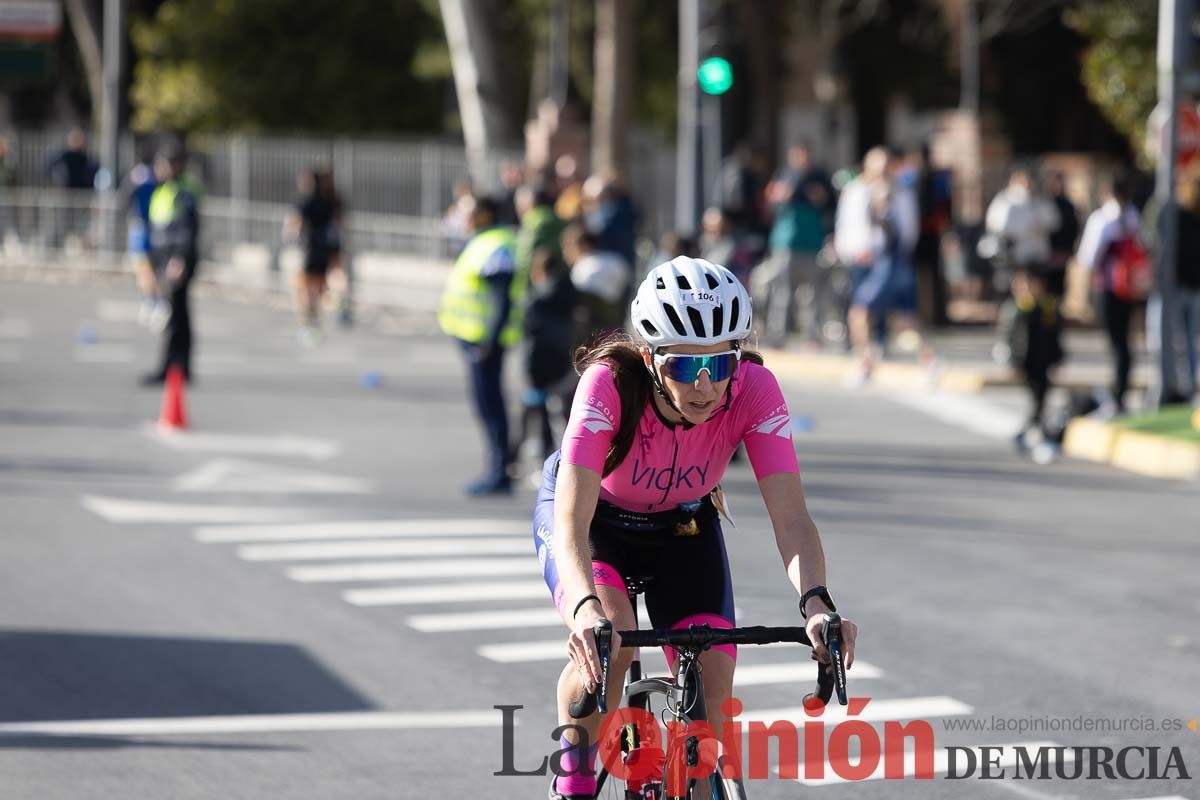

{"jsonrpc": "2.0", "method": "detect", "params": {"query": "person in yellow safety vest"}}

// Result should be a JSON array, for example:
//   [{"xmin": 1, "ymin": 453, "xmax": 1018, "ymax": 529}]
[
  {"xmin": 438, "ymin": 194, "xmax": 525, "ymax": 496},
  {"xmin": 141, "ymin": 138, "xmax": 201, "ymax": 386}
]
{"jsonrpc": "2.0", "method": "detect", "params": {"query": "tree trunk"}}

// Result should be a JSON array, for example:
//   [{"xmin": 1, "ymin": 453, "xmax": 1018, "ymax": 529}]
[
  {"xmin": 438, "ymin": 0, "xmax": 523, "ymax": 184},
  {"xmin": 64, "ymin": 0, "xmax": 104, "ymax": 125},
  {"xmin": 591, "ymin": 0, "xmax": 634, "ymax": 179}
]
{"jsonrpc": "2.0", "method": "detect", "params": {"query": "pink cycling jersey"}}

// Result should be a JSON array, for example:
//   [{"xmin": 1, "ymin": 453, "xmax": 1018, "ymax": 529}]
[{"xmin": 560, "ymin": 360, "xmax": 800, "ymax": 512}]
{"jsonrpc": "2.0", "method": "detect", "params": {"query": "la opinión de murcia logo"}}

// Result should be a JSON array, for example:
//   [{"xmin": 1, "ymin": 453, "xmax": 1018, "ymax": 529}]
[{"xmin": 494, "ymin": 700, "xmax": 1193, "ymax": 787}]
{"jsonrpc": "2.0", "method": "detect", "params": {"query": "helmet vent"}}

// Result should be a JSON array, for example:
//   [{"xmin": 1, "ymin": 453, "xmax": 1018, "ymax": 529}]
[
  {"xmin": 656, "ymin": 277, "xmax": 666, "ymax": 290},
  {"xmin": 729, "ymin": 297, "xmax": 740, "ymax": 332},
  {"xmin": 663, "ymin": 303, "xmax": 687, "ymax": 336},
  {"xmin": 640, "ymin": 319, "xmax": 659, "ymax": 337},
  {"xmin": 725, "ymin": 273, "xmax": 735, "ymax": 283},
  {"xmin": 676, "ymin": 276, "xmax": 692, "ymax": 290},
  {"xmin": 712, "ymin": 306, "xmax": 724, "ymax": 336},
  {"xmin": 705, "ymin": 273, "xmax": 720, "ymax": 289},
  {"xmin": 687, "ymin": 307, "xmax": 706, "ymax": 338}
]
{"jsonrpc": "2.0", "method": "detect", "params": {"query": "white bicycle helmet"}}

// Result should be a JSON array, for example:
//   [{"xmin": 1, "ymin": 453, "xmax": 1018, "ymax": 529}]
[{"xmin": 631, "ymin": 256, "xmax": 753, "ymax": 348}]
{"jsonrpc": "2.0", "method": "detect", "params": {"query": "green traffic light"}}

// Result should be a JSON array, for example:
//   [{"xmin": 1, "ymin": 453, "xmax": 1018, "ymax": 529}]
[{"xmin": 697, "ymin": 56, "xmax": 733, "ymax": 96}]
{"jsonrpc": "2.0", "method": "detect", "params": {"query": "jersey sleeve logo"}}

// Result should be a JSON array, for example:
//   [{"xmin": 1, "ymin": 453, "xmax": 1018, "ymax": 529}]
[
  {"xmin": 581, "ymin": 405, "xmax": 615, "ymax": 434},
  {"xmin": 752, "ymin": 413, "xmax": 792, "ymax": 438}
]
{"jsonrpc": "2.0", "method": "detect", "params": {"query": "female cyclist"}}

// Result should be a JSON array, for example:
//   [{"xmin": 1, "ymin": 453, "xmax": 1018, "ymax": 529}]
[{"xmin": 534, "ymin": 256, "xmax": 858, "ymax": 799}]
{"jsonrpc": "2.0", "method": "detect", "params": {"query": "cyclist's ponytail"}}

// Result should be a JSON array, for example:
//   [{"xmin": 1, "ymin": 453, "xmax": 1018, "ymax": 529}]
[{"xmin": 575, "ymin": 334, "xmax": 762, "ymax": 477}]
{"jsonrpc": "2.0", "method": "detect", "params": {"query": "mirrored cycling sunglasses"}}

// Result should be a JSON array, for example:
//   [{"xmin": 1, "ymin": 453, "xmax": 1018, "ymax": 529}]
[{"xmin": 653, "ymin": 349, "xmax": 741, "ymax": 383}]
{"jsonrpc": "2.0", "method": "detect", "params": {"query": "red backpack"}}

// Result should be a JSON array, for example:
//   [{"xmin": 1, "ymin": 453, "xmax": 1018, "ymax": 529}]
[{"xmin": 1107, "ymin": 232, "xmax": 1152, "ymax": 302}]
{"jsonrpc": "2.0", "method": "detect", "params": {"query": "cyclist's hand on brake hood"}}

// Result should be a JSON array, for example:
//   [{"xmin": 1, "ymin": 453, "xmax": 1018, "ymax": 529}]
[
  {"xmin": 806, "ymin": 611, "xmax": 858, "ymax": 671},
  {"xmin": 566, "ymin": 604, "xmax": 622, "ymax": 694}
]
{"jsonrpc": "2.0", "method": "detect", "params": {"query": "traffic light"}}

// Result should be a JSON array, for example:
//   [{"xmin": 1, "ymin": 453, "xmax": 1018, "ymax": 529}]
[{"xmin": 697, "ymin": 56, "xmax": 733, "ymax": 96}]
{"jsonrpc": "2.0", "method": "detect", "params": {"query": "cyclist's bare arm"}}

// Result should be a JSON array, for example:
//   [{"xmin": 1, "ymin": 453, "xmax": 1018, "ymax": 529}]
[{"xmin": 757, "ymin": 471, "xmax": 857, "ymax": 668}]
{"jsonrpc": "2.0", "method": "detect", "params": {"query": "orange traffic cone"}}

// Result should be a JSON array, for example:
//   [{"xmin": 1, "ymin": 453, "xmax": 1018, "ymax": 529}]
[{"xmin": 158, "ymin": 366, "xmax": 188, "ymax": 430}]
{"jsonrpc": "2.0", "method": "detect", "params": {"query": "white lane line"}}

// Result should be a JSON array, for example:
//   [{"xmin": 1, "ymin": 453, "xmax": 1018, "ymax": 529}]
[
  {"xmin": 147, "ymin": 430, "xmax": 340, "ymax": 461},
  {"xmin": 733, "ymin": 661, "xmax": 883, "ymax": 686},
  {"xmin": 345, "ymin": 580, "xmax": 548, "ymax": 607},
  {"xmin": 172, "ymin": 458, "xmax": 370, "ymax": 494},
  {"xmin": 73, "ymin": 344, "xmax": 135, "ymax": 363},
  {"xmin": 239, "ymin": 537, "xmax": 528, "ymax": 562},
  {"xmin": 82, "ymin": 494, "xmax": 318, "ymax": 524},
  {"xmin": 0, "ymin": 710, "xmax": 502, "ymax": 737},
  {"xmin": 0, "ymin": 318, "xmax": 33, "ymax": 339},
  {"xmin": 410, "ymin": 607, "xmax": 563, "ymax": 632},
  {"xmin": 478, "ymin": 638, "xmax": 809, "ymax": 663},
  {"xmin": 288, "ymin": 557, "xmax": 541, "ymax": 583},
  {"xmin": 1113, "ymin": 796, "xmax": 1190, "ymax": 800},
  {"xmin": 743, "ymin": 696, "xmax": 973, "ymax": 727},
  {"xmin": 196, "ymin": 518, "xmax": 529, "ymax": 543},
  {"xmin": 892, "ymin": 392, "xmax": 1025, "ymax": 441},
  {"xmin": 787, "ymin": 740, "xmax": 1067, "ymax": 786}
]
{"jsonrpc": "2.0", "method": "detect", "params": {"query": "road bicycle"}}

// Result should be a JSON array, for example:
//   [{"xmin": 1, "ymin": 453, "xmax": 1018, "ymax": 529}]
[{"xmin": 567, "ymin": 577, "xmax": 848, "ymax": 800}]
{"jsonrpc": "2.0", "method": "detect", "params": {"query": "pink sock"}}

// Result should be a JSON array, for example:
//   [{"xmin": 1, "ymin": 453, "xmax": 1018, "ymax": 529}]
[{"xmin": 556, "ymin": 737, "xmax": 599, "ymax": 796}]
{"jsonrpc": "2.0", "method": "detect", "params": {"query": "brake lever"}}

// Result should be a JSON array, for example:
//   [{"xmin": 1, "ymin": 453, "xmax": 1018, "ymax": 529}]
[
  {"xmin": 595, "ymin": 619, "xmax": 612, "ymax": 714},
  {"xmin": 822, "ymin": 613, "xmax": 848, "ymax": 706}
]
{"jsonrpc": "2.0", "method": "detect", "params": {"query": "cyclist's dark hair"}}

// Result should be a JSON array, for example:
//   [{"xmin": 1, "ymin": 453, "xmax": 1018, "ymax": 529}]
[{"xmin": 575, "ymin": 334, "xmax": 763, "ymax": 477}]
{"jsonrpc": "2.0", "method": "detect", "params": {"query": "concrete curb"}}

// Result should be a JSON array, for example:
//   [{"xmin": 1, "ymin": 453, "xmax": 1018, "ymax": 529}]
[{"xmin": 1063, "ymin": 417, "xmax": 1200, "ymax": 481}]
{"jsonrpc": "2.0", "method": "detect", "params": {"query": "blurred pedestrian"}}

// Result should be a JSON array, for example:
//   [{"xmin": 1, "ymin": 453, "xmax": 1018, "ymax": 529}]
[
  {"xmin": 46, "ymin": 127, "xmax": 98, "ymax": 248},
  {"xmin": 141, "ymin": 138, "xmax": 201, "ymax": 386},
  {"xmin": 713, "ymin": 141, "xmax": 769, "ymax": 238},
  {"xmin": 516, "ymin": 247, "xmax": 578, "ymax": 476},
  {"xmin": 984, "ymin": 168, "xmax": 1059, "ymax": 271},
  {"xmin": 700, "ymin": 206, "xmax": 755, "ymax": 286},
  {"xmin": 515, "ymin": 182, "xmax": 566, "ymax": 287},
  {"xmin": 1044, "ymin": 171, "xmax": 1079, "ymax": 299},
  {"xmin": 438, "ymin": 194, "xmax": 523, "ymax": 496},
  {"xmin": 553, "ymin": 155, "xmax": 585, "ymax": 222},
  {"xmin": 1076, "ymin": 175, "xmax": 1144, "ymax": 414},
  {"xmin": 911, "ymin": 143, "xmax": 953, "ymax": 326},
  {"xmin": 124, "ymin": 146, "xmax": 163, "ymax": 328},
  {"xmin": 315, "ymin": 167, "xmax": 352, "ymax": 328},
  {"xmin": 648, "ymin": 230, "xmax": 699, "ymax": 275},
  {"xmin": 997, "ymin": 265, "xmax": 1064, "ymax": 452},
  {"xmin": 562, "ymin": 223, "xmax": 627, "ymax": 343},
  {"xmin": 284, "ymin": 167, "xmax": 343, "ymax": 345},
  {"xmin": 441, "ymin": 181, "xmax": 473, "ymax": 257},
  {"xmin": 582, "ymin": 172, "xmax": 638, "ymax": 278},
  {"xmin": 494, "ymin": 159, "xmax": 525, "ymax": 226},
  {"xmin": 1147, "ymin": 166, "xmax": 1200, "ymax": 403}
]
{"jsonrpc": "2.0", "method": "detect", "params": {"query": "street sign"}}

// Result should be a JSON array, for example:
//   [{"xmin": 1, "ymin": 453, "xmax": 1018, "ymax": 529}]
[
  {"xmin": 1149, "ymin": 101, "xmax": 1200, "ymax": 167},
  {"xmin": 0, "ymin": 0, "xmax": 61, "ymax": 42},
  {"xmin": 697, "ymin": 56, "xmax": 733, "ymax": 95}
]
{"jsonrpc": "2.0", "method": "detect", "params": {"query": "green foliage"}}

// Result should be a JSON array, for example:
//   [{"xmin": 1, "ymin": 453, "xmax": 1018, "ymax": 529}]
[
  {"xmin": 1065, "ymin": 0, "xmax": 1158, "ymax": 163},
  {"xmin": 130, "ymin": 0, "xmax": 446, "ymax": 133}
]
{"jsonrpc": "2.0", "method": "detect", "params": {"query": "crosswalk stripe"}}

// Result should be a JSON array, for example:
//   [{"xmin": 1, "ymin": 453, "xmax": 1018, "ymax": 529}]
[
  {"xmin": 82, "ymin": 494, "xmax": 317, "ymax": 524},
  {"xmin": 743, "ymin": 696, "xmax": 973, "ymax": 727},
  {"xmin": 73, "ymin": 344, "xmax": 135, "ymax": 363},
  {"xmin": 345, "ymin": 580, "xmax": 548, "ymax": 607},
  {"xmin": 733, "ymin": 661, "xmax": 883, "ymax": 685},
  {"xmin": 478, "ymin": 638, "xmax": 808, "ymax": 663},
  {"xmin": 148, "ymin": 430, "xmax": 340, "ymax": 461},
  {"xmin": 238, "ymin": 537, "xmax": 528, "ymax": 562},
  {"xmin": 787, "ymin": 740, "xmax": 1065, "ymax": 786},
  {"xmin": 409, "ymin": 607, "xmax": 563, "ymax": 632},
  {"xmin": 0, "ymin": 710, "xmax": 501, "ymax": 737},
  {"xmin": 288, "ymin": 557, "xmax": 541, "ymax": 583},
  {"xmin": 0, "ymin": 318, "xmax": 33, "ymax": 339},
  {"xmin": 196, "ymin": 518, "xmax": 528, "ymax": 543}
]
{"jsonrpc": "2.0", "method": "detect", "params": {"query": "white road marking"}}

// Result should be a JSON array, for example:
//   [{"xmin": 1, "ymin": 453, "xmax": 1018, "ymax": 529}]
[
  {"xmin": 82, "ymin": 494, "xmax": 318, "ymax": 524},
  {"xmin": 172, "ymin": 457, "xmax": 370, "ymax": 494},
  {"xmin": 733, "ymin": 661, "xmax": 883, "ymax": 686},
  {"xmin": 785, "ymin": 740, "xmax": 1068, "ymax": 786},
  {"xmin": 195, "ymin": 518, "xmax": 528, "ymax": 543},
  {"xmin": 0, "ymin": 710, "xmax": 502, "ymax": 737},
  {"xmin": 73, "ymin": 343, "xmax": 134, "ymax": 363},
  {"xmin": 239, "ymin": 537, "xmax": 528, "ymax": 562},
  {"xmin": 892, "ymin": 392, "xmax": 1025, "ymax": 441},
  {"xmin": 409, "ymin": 607, "xmax": 563, "ymax": 632},
  {"xmin": 288, "ymin": 557, "xmax": 541, "ymax": 583},
  {"xmin": 743, "ymin": 696, "xmax": 973, "ymax": 727},
  {"xmin": 95, "ymin": 300, "xmax": 142, "ymax": 322},
  {"xmin": 478, "ymin": 638, "xmax": 808, "ymax": 663},
  {"xmin": 148, "ymin": 430, "xmax": 340, "ymax": 461},
  {"xmin": 345, "ymin": 580, "xmax": 548, "ymax": 606},
  {"xmin": 0, "ymin": 318, "xmax": 32, "ymax": 339}
]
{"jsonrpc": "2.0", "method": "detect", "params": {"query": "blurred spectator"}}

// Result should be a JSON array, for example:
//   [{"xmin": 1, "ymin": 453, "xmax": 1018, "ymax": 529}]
[
  {"xmin": 124, "ymin": 148, "xmax": 163, "ymax": 328},
  {"xmin": 997, "ymin": 265, "xmax": 1064, "ymax": 452},
  {"xmin": 700, "ymin": 206, "xmax": 755, "ymax": 285},
  {"xmin": 494, "ymin": 159, "xmax": 525, "ymax": 226},
  {"xmin": 1044, "ymin": 171, "xmax": 1079, "ymax": 299},
  {"xmin": 553, "ymin": 154, "xmax": 584, "ymax": 222},
  {"xmin": 316, "ymin": 167, "xmax": 352, "ymax": 328},
  {"xmin": 582, "ymin": 172, "xmax": 638, "ymax": 278},
  {"xmin": 562, "ymin": 222, "xmax": 627, "ymax": 342},
  {"xmin": 713, "ymin": 141, "xmax": 769, "ymax": 237},
  {"xmin": 284, "ymin": 167, "xmax": 344, "ymax": 345},
  {"xmin": 438, "ymin": 194, "xmax": 522, "ymax": 496},
  {"xmin": 47, "ymin": 127, "xmax": 98, "ymax": 190},
  {"xmin": 0, "ymin": 134, "xmax": 15, "ymax": 187},
  {"xmin": 648, "ymin": 230, "xmax": 699, "ymax": 275},
  {"xmin": 1076, "ymin": 174, "xmax": 1142, "ymax": 414},
  {"xmin": 441, "ymin": 181, "xmax": 474, "ymax": 257},
  {"xmin": 516, "ymin": 247, "xmax": 578, "ymax": 472},
  {"xmin": 142, "ymin": 138, "xmax": 201, "ymax": 387},
  {"xmin": 514, "ymin": 182, "xmax": 565, "ymax": 285},
  {"xmin": 910, "ymin": 143, "xmax": 953, "ymax": 326},
  {"xmin": 756, "ymin": 146, "xmax": 830, "ymax": 346},
  {"xmin": 1146, "ymin": 167, "xmax": 1200, "ymax": 403},
  {"xmin": 984, "ymin": 168, "xmax": 1059, "ymax": 269}
]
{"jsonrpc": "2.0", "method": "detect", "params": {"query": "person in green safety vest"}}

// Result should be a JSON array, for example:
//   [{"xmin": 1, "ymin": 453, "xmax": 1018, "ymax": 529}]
[
  {"xmin": 438, "ymin": 194, "xmax": 524, "ymax": 496},
  {"xmin": 141, "ymin": 138, "xmax": 201, "ymax": 386}
]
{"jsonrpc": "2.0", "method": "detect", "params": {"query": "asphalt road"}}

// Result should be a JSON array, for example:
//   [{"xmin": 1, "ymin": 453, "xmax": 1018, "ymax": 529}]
[{"xmin": 1, "ymin": 277, "xmax": 1197, "ymax": 799}]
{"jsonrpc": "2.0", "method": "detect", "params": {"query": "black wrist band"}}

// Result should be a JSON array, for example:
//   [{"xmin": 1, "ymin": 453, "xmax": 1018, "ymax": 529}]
[
  {"xmin": 799, "ymin": 585, "xmax": 837, "ymax": 619},
  {"xmin": 572, "ymin": 594, "xmax": 601, "ymax": 620}
]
